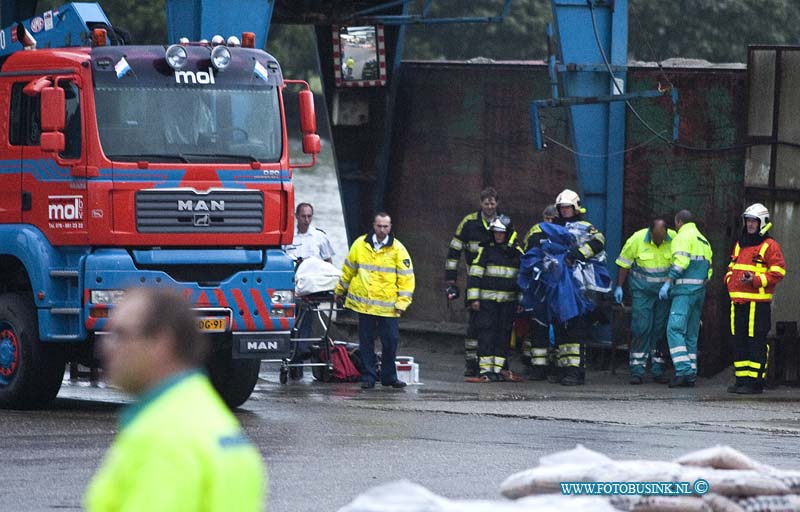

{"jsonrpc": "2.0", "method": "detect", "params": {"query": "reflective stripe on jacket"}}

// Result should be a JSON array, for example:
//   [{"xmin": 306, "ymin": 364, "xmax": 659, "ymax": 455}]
[
  {"xmin": 446, "ymin": 211, "xmax": 490, "ymax": 281},
  {"xmin": 335, "ymin": 233, "xmax": 415, "ymax": 317},
  {"xmin": 565, "ymin": 219, "xmax": 606, "ymax": 260},
  {"xmin": 725, "ymin": 238, "xmax": 786, "ymax": 303},
  {"xmin": 523, "ymin": 222, "xmax": 544, "ymax": 252},
  {"xmin": 668, "ymin": 222, "xmax": 713, "ymax": 294},
  {"xmin": 525, "ymin": 214, "xmax": 604, "ymax": 260},
  {"xmin": 85, "ymin": 371, "xmax": 265, "ymax": 512},
  {"xmin": 615, "ymin": 227, "xmax": 676, "ymax": 293},
  {"xmin": 446, "ymin": 211, "xmax": 515, "ymax": 281},
  {"xmin": 466, "ymin": 238, "xmax": 523, "ymax": 303}
]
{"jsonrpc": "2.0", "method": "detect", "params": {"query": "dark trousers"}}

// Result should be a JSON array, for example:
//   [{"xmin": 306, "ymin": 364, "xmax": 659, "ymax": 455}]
[
  {"xmin": 526, "ymin": 319, "xmax": 551, "ymax": 367},
  {"xmin": 731, "ymin": 302, "xmax": 771, "ymax": 389},
  {"xmin": 470, "ymin": 302, "xmax": 515, "ymax": 374},
  {"xmin": 358, "ymin": 313, "xmax": 399, "ymax": 385},
  {"xmin": 554, "ymin": 315, "xmax": 589, "ymax": 376}
]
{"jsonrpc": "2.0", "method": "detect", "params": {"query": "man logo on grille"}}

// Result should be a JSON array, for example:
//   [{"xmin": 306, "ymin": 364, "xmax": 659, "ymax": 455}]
[{"xmin": 193, "ymin": 213, "xmax": 210, "ymax": 227}]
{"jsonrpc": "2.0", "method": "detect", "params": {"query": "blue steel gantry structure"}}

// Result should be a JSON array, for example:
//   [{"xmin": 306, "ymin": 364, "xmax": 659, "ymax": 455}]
[{"xmin": 1, "ymin": 0, "xmax": 665, "ymax": 267}]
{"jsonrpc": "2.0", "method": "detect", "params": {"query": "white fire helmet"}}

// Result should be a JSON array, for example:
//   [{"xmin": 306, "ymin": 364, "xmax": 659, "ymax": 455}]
[
  {"xmin": 742, "ymin": 203, "xmax": 771, "ymax": 235},
  {"xmin": 555, "ymin": 189, "xmax": 585, "ymax": 213},
  {"xmin": 489, "ymin": 216, "xmax": 510, "ymax": 233}
]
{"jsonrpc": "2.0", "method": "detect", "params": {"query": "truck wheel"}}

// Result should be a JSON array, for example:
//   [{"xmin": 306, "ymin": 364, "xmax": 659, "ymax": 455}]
[
  {"xmin": 0, "ymin": 294, "xmax": 65, "ymax": 409},
  {"xmin": 206, "ymin": 354, "xmax": 261, "ymax": 409}
]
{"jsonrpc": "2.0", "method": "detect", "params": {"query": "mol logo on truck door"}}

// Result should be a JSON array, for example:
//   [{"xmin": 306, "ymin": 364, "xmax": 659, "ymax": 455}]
[{"xmin": 48, "ymin": 195, "xmax": 84, "ymax": 229}]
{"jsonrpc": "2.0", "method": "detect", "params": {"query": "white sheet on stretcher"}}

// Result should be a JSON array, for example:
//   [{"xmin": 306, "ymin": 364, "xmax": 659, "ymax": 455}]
[{"xmin": 295, "ymin": 257, "xmax": 342, "ymax": 296}]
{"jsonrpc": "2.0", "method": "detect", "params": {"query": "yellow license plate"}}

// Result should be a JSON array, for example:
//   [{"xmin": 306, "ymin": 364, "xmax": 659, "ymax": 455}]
[{"xmin": 198, "ymin": 317, "xmax": 228, "ymax": 333}]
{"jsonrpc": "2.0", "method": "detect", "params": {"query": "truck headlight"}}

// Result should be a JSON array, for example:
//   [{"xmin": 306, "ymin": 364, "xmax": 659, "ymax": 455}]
[
  {"xmin": 91, "ymin": 290, "xmax": 126, "ymax": 305},
  {"xmin": 271, "ymin": 290, "xmax": 294, "ymax": 304}
]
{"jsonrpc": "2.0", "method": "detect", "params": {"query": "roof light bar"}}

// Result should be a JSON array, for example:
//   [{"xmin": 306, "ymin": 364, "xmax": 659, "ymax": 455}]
[{"xmin": 165, "ymin": 44, "xmax": 188, "ymax": 69}]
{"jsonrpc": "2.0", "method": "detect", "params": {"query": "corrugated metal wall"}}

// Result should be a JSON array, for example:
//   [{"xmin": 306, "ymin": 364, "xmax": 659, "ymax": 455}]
[
  {"xmin": 385, "ymin": 61, "xmax": 747, "ymax": 375},
  {"xmin": 744, "ymin": 47, "xmax": 800, "ymax": 339}
]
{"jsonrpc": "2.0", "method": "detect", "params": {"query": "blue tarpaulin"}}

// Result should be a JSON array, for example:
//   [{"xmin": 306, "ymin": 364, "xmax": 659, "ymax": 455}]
[{"xmin": 518, "ymin": 223, "xmax": 607, "ymax": 324}]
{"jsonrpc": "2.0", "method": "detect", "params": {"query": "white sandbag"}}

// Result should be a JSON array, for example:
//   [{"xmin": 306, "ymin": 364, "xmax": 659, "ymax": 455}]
[
  {"xmin": 610, "ymin": 495, "xmax": 639, "ymax": 511},
  {"xmin": 539, "ymin": 444, "xmax": 614, "ymax": 467},
  {"xmin": 338, "ymin": 480, "xmax": 619, "ymax": 512},
  {"xmin": 512, "ymin": 494, "xmax": 619, "ymax": 512},
  {"xmin": 735, "ymin": 494, "xmax": 800, "ymax": 512},
  {"xmin": 500, "ymin": 463, "xmax": 599, "ymax": 498},
  {"xmin": 441, "ymin": 495, "xmax": 617, "ymax": 512},
  {"xmin": 589, "ymin": 460, "xmax": 686, "ymax": 484},
  {"xmin": 702, "ymin": 494, "xmax": 745, "ymax": 512},
  {"xmin": 677, "ymin": 467, "xmax": 791, "ymax": 497},
  {"xmin": 630, "ymin": 495, "xmax": 711, "ymax": 512},
  {"xmin": 756, "ymin": 467, "xmax": 800, "ymax": 493},
  {"xmin": 294, "ymin": 257, "xmax": 342, "ymax": 296},
  {"xmin": 336, "ymin": 480, "xmax": 448, "ymax": 512},
  {"xmin": 675, "ymin": 446, "xmax": 762, "ymax": 471}
]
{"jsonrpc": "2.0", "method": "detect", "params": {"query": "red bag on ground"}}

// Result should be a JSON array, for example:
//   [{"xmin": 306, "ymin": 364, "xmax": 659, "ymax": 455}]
[{"xmin": 329, "ymin": 343, "xmax": 361, "ymax": 382}]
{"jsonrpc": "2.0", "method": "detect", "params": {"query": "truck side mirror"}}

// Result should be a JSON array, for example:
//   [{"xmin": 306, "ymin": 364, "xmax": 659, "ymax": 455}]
[
  {"xmin": 285, "ymin": 79, "xmax": 319, "ymax": 168},
  {"xmin": 41, "ymin": 87, "xmax": 66, "ymax": 132},
  {"xmin": 40, "ymin": 86, "xmax": 66, "ymax": 153},
  {"xmin": 298, "ymin": 90, "xmax": 317, "ymax": 135},
  {"xmin": 40, "ymin": 132, "xmax": 65, "ymax": 153},
  {"xmin": 302, "ymin": 134, "xmax": 320, "ymax": 155}
]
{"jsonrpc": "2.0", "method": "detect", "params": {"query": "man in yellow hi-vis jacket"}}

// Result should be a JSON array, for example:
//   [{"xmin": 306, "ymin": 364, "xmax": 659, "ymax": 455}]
[
  {"xmin": 614, "ymin": 217, "xmax": 676, "ymax": 385},
  {"xmin": 85, "ymin": 289, "xmax": 265, "ymax": 512},
  {"xmin": 335, "ymin": 212, "xmax": 415, "ymax": 389},
  {"xmin": 659, "ymin": 210, "xmax": 713, "ymax": 388}
]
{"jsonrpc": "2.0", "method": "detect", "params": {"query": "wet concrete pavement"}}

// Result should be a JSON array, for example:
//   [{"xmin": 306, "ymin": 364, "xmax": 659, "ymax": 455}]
[{"xmin": 2, "ymin": 337, "xmax": 800, "ymax": 511}]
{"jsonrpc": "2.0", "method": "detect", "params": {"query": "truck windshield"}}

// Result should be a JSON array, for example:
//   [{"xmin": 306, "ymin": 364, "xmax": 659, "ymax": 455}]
[{"xmin": 94, "ymin": 85, "xmax": 282, "ymax": 163}]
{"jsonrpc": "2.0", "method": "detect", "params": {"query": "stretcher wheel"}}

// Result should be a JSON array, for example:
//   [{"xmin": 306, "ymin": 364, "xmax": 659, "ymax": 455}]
[
  {"xmin": 279, "ymin": 368, "xmax": 288, "ymax": 384},
  {"xmin": 312, "ymin": 364, "xmax": 332, "ymax": 382},
  {"xmin": 310, "ymin": 349, "xmax": 332, "ymax": 382}
]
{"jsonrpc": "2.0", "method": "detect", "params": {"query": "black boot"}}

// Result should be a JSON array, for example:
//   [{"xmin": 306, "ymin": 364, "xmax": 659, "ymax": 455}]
[
  {"xmin": 464, "ymin": 360, "xmax": 479, "ymax": 377},
  {"xmin": 668, "ymin": 375, "xmax": 695, "ymax": 388},
  {"xmin": 528, "ymin": 365, "xmax": 548, "ymax": 381},
  {"xmin": 561, "ymin": 367, "xmax": 585, "ymax": 386}
]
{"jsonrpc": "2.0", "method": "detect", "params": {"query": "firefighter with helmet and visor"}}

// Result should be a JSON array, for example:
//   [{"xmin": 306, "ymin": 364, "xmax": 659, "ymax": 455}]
[
  {"xmin": 525, "ymin": 189, "xmax": 607, "ymax": 385},
  {"xmin": 464, "ymin": 216, "xmax": 525, "ymax": 382},
  {"xmin": 725, "ymin": 203, "xmax": 786, "ymax": 394}
]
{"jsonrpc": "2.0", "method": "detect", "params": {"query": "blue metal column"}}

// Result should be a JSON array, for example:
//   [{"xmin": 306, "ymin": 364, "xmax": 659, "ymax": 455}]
[
  {"xmin": 373, "ymin": 2, "xmax": 409, "ymax": 214},
  {"xmin": 551, "ymin": 0, "xmax": 626, "ymax": 268},
  {"xmin": 165, "ymin": 0, "xmax": 275, "ymax": 47}
]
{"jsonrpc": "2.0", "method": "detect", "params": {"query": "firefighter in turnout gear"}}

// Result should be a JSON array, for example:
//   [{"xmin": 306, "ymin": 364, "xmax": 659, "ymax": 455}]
[
  {"xmin": 526, "ymin": 189, "xmax": 606, "ymax": 385},
  {"xmin": 446, "ymin": 187, "xmax": 517, "ymax": 377},
  {"xmin": 615, "ymin": 218, "xmax": 676, "ymax": 384},
  {"xmin": 521, "ymin": 204, "xmax": 558, "ymax": 380},
  {"xmin": 661, "ymin": 210, "xmax": 713, "ymax": 388},
  {"xmin": 465, "ymin": 216, "xmax": 524, "ymax": 382},
  {"xmin": 725, "ymin": 203, "xmax": 786, "ymax": 394}
]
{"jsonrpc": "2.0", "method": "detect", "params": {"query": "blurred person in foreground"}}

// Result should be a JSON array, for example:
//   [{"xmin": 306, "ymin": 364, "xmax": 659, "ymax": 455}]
[{"xmin": 85, "ymin": 288, "xmax": 265, "ymax": 512}]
